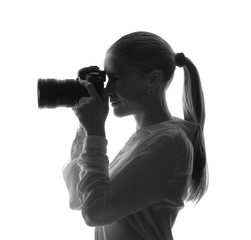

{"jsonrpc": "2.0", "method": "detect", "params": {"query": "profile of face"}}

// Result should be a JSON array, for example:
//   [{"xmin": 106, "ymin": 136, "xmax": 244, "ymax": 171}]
[{"xmin": 104, "ymin": 53, "xmax": 152, "ymax": 118}]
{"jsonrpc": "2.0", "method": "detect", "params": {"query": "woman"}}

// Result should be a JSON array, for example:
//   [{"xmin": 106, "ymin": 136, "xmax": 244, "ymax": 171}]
[{"xmin": 62, "ymin": 31, "xmax": 208, "ymax": 240}]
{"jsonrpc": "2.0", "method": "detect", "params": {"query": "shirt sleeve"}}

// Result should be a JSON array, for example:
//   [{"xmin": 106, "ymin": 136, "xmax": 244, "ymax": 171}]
[
  {"xmin": 62, "ymin": 127, "xmax": 86, "ymax": 210},
  {"xmin": 77, "ymin": 130, "xmax": 194, "ymax": 226}
]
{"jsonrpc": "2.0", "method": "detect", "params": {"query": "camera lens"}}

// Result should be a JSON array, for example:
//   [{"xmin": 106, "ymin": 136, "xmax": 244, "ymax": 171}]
[
  {"xmin": 37, "ymin": 69, "xmax": 106, "ymax": 109},
  {"xmin": 37, "ymin": 79, "xmax": 89, "ymax": 108}
]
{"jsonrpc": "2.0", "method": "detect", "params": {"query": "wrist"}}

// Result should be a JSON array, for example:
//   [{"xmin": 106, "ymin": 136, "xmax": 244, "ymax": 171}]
[
  {"xmin": 86, "ymin": 128, "xmax": 106, "ymax": 138},
  {"xmin": 82, "ymin": 135, "xmax": 108, "ymax": 155}
]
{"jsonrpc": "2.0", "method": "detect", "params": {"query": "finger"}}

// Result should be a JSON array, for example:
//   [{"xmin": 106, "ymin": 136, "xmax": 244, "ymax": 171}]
[
  {"xmin": 79, "ymin": 80, "xmax": 99, "ymax": 98},
  {"xmin": 74, "ymin": 102, "xmax": 86, "ymax": 109},
  {"xmin": 73, "ymin": 98, "xmax": 89, "ymax": 109},
  {"xmin": 79, "ymin": 97, "xmax": 88, "ymax": 103},
  {"xmin": 72, "ymin": 107, "xmax": 79, "ymax": 115}
]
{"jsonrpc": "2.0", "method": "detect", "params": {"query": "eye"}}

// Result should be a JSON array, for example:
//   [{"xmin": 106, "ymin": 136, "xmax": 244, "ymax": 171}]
[
  {"xmin": 107, "ymin": 73, "xmax": 121, "ymax": 80},
  {"xmin": 109, "ymin": 77, "xmax": 119, "ymax": 82},
  {"xmin": 105, "ymin": 77, "xmax": 116, "ymax": 88}
]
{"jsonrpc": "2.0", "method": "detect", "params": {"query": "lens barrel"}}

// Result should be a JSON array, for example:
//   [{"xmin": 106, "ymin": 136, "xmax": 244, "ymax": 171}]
[
  {"xmin": 37, "ymin": 70, "xmax": 106, "ymax": 108},
  {"xmin": 37, "ymin": 79, "xmax": 89, "ymax": 108}
]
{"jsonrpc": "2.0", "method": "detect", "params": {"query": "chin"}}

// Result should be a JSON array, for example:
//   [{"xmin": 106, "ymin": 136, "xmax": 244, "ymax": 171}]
[
  {"xmin": 113, "ymin": 110, "xmax": 129, "ymax": 118},
  {"xmin": 113, "ymin": 108, "xmax": 132, "ymax": 118}
]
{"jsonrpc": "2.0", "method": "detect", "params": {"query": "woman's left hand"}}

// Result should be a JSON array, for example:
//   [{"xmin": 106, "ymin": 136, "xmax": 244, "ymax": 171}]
[{"xmin": 73, "ymin": 80, "xmax": 109, "ymax": 137}]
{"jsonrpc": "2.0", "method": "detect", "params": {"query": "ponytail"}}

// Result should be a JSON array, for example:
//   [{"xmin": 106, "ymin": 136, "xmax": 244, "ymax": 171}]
[{"xmin": 180, "ymin": 55, "xmax": 209, "ymax": 203}]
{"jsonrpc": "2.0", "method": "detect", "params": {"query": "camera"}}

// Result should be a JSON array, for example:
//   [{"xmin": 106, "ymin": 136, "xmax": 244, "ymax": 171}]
[{"xmin": 37, "ymin": 66, "xmax": 106, "ymax": 108}]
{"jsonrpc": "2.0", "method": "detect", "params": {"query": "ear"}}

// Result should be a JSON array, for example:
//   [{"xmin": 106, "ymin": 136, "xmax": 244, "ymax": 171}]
[{"xmin": 147, "ymin": 69, "xmax": 163, "ymax": 89}]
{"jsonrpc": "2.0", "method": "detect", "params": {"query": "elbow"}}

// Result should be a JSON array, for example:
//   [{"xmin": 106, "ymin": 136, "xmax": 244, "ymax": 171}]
[
  {"xmin": 83, "ymin": 215, "xmax": 97, "ymax": 227},
  {"xmin": 82, "ymin": 208, "xmax": 99, "ymax": 226},
  {"xmin": 82, "ymin": 206, "xmax": 110, "ymax": 227}
]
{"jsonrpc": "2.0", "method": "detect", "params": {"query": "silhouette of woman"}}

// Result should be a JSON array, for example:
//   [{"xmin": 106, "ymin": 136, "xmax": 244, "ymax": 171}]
[{"xmin": 63, "ymin": 31, "xmax": 209, "ymax": 240}]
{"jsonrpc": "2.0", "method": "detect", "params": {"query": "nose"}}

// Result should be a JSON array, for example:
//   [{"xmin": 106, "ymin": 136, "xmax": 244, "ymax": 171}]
[
  {"xmin": 105, "ymin": 80, "xmax": 115, "ymax": 97},
  {"xmin": 107, "ymin": 92, "xmax": 114, "ymax": 98}
]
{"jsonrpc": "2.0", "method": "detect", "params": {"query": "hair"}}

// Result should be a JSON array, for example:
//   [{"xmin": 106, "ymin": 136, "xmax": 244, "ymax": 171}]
[{"xmin": 106, "ymin": 31, "xmax": 208, "ymax": 203}]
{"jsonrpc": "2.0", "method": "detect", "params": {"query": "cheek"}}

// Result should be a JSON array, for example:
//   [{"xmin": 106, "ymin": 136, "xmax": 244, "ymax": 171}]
[
  {"xmin": 117, "ymin": 84, "xmax": 146, "ymax": 103},
  {"xmin": 115, "ymin": 83, "xmax": 127, "ymax": 97}
]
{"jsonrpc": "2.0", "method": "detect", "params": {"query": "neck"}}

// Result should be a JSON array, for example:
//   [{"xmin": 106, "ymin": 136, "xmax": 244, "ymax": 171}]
[{"xmin": 134, "ymin": 101, "xmax": 173, "ymax": 130}]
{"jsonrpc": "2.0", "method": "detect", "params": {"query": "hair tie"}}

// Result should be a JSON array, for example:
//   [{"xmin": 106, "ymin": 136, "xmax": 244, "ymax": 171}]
[{"xmin": 175, "ymin": 53, "xmax": 186, "ymax": 67}]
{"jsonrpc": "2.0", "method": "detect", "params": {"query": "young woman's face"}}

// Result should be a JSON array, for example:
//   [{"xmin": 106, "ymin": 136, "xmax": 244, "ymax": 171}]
[{"xmin": 104, "ymin": 54, "xmax": 150, "ymax": 117}]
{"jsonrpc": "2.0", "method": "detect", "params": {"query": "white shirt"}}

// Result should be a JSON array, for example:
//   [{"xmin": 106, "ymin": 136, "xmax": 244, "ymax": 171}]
[{"xmin": 62, "ymin": 117, "xmax": 198, "ymax": 240}]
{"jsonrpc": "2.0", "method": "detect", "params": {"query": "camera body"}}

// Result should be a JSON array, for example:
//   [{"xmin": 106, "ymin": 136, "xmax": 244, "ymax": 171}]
[{"xmin": 38, "ymin": 67, "xmax": 106, "ymax": 108}]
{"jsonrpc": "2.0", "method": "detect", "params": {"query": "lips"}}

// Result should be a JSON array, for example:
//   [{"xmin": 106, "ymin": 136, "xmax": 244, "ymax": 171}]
[{"xmin": 110, "ymin": 100, "xmax": 121, "ymax": 106}]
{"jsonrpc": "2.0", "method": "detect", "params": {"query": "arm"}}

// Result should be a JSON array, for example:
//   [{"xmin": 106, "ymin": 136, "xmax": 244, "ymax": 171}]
[
  {"xmin": 77, "ymin": 130, "xmax": 194, "ymax": 226},
  {"xmin": 62, "ymin": 126, "xmax": 86, "ymax": 210}
]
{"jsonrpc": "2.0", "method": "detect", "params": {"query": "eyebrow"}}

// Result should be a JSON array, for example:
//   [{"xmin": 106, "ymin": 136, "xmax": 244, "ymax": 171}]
[{"xmin": 106, "ymin": 72, "xmax": 121, "ymax": 77}]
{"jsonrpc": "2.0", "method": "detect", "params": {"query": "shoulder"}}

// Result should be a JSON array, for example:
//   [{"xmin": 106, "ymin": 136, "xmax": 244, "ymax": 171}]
[
  {"xmin": 137, "ymin": 128, "xmax": 193, "ymax": 162},
  {"xmin": 146, "ymin": 128, "xmax": 191, "ymax": 148},
  {"xmin": 162, "ymin": 129, "xmax": 193, "ymax": 156},
  {"xmin": 130, "ymin": 129, "xmax": 193, "ymax": 176}
]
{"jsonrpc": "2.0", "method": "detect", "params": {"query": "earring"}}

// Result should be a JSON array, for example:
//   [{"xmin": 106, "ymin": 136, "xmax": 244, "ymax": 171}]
[{"xmin": 149, "ymin": 89, "xmax": 155, "ymax": 95}]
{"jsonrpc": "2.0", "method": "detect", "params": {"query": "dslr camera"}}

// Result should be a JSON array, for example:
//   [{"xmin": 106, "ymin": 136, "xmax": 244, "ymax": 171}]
[{"xmin": 37, "ymin": 66, "xmax": 106, "ymax": 108}]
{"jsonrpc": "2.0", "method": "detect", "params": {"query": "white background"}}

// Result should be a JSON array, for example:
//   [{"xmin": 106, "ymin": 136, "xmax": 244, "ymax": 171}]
[{"xmin": 0, "ymin": 0, "xmax": 250, "ymax": 239}]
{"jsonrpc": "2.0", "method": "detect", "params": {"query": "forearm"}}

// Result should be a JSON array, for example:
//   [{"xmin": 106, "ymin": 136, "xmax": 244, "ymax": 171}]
[
  {"xmin": 70, "ymin": 125, "xmax": 86, "ymax": 160},
  {"xmin": 76, "ymin": 136, "xmax": 110, "ymax": 224},
  {"xmin": 62, "ymin": 126, "xmax": 86, "ymax": 210},
  {"xmin": 62, "ymin": 158, "xmax": 82, "ymax": 210}
]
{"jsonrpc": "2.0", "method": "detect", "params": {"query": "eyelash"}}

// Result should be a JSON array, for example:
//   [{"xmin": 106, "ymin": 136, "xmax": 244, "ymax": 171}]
[{"xmin": 109, "ymin": 78, "xmax": 118, "ymax": 82}]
